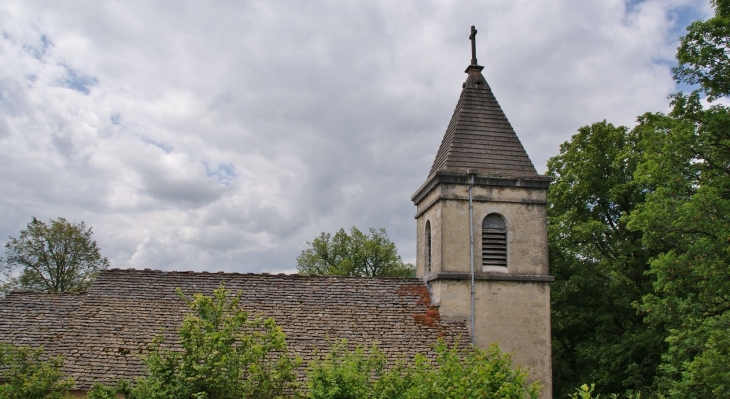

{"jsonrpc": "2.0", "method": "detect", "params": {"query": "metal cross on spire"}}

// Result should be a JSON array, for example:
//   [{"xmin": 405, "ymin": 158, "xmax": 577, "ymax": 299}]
[{"xmin": 469, "ymin": 26, "xmax": 478, "ymax": 65}]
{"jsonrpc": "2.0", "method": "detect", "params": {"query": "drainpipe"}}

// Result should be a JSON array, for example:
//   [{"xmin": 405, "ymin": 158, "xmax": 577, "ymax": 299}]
[{"xmin": 468, "ymin": 170, "xmax": 476, "ymax": 345}]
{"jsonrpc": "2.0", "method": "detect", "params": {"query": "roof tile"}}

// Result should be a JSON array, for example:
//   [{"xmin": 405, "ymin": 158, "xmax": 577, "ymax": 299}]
[{"xmin": 430, "ymin": 67, "xmax": 538, "ymax": 177}]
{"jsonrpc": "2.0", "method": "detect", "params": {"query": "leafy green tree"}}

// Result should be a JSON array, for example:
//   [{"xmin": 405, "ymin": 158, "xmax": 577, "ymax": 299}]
[
  {"xmin": 124, "ymin": 284, "xmax": 299, "ymax": 399},
  {"xmin": 306, "ymin": 340, "xmax": 541, "ymax": 399},
  {"xmin": 538, "ymin": 2, "xmax": 730, "ymax": 396},
  {"xmin": 547, "ymin": 121, "xmax": 666, "ymax": 398},
  {"xmin": 620, "ymin": 2, "xmax": 730, "ymax": 396},
  {"xmin": 0, "ymin": 217, "xmax": 109, "ymax": 295},
  {"xmin": 630, "ymin": 91, "xmax": 730, "ymax": 398},
  {"xmin": 673, "ymin": 0, "xmax": 730, "ymax": 100},
  {"xmin": 297, "ymin": 227, "xmax": 414, "ymax": 277},
  {"xmin": 0, "ymin": 342, "xmax": 74, "ymax": 399}
]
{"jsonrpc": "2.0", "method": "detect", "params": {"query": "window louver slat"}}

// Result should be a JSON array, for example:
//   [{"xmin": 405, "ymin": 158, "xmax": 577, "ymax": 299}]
[{"xmin": 481, "ymin": 214, "xmax": 507, "ymax": 268}]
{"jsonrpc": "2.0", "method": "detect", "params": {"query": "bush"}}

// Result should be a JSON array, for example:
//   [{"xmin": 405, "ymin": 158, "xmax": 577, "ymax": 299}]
[
  {"xmin": 93, "ymin": 284, "xmax": 300, "ymax": 399},
  {"xmin": 0, "ymin": 342, "xmax": 74, "ymax": 399},
  {"xmin": 87, "ymin": 382, "xmax": 120, "ymax": 399},
  {"xmin": 406, "ymin": 341, "xmax": 541, "ymax": 399},
  {"xmin": 305, "ymin": 341, "xmax": 418, "ymax": 399},
  {"xmin": 306, "ymin": 340, "xmax": 541, "ymax": 399},
  {"xmin": 569, "ymin": 384, "xmax": 642, "ymax": 399}
]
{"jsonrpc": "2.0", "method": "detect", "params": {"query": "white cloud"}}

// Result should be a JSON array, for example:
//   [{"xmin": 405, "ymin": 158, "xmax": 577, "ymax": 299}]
[{"xmin": 0, "ymin": 0, "xmax": 713, "ymax": 272}]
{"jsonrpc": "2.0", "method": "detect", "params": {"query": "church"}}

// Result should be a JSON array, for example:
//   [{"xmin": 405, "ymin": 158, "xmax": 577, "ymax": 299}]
[{"xmin": 0, "ymin": 27, "xmax": 553, "ymax": 398}]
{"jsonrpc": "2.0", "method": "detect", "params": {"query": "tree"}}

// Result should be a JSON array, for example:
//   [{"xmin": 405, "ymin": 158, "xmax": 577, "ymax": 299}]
[
  {"xmin": 546, "ymin": 2, "xmax": 730, "ymax": 397},
  {"xmin": 297, "ymin": 227, "xmax": 414, "ymax": 277},
  {"xmin": 0, "ymin": 217, "xmax": 109, "ymax": 295},
  {"xmin": 547, "ymin": 121, "xmax": 666, "ymax": 398},
  {"xmin": 0, "ymin": 342, "xmax": 75, "ymax": 399},
  {"xmin": 119, "ymin": 284, "xmax": 300, "ymax": 399},
  {"xmin": 624, "ymin": 2, "xmax": 730, "ymax": 396},
  {"xmin": 629, "ymin": 91, "xmax": 730, "ymax": 398},
  {"xmin": 673, "ymin": 0, "xmax": 730, "ymax": 100}
]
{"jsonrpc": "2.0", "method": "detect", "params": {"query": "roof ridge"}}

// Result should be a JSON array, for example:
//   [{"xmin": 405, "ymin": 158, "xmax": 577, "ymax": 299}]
[
  {"xmin": 100, "ymin": 268, "xmax": 420, "ymax": 281},
  {"xmin": 3, "ymin": 290, "xmax": 86, "ymax": 297}
]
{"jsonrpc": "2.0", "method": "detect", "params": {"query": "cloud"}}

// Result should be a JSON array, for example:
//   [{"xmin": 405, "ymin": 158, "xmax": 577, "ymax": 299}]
[{"xmin": 0, "ymin": 0, "xmax": 713, "ymax": 273}]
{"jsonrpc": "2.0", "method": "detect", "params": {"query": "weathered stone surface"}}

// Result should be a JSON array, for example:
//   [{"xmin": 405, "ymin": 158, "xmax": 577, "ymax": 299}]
[{"xmin": 0, "ymin": 269, "xmax": 468, "ymax": 390}]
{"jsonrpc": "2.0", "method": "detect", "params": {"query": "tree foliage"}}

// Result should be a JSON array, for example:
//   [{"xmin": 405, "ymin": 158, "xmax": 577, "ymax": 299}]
[
  {"xmin": 547, "ymin": 121, "xmax": 666, "ymax": 398},
  {"xmin": 550, "ymin": 2, "xmax": 730, "ymax": 397},
  {"xmin": 568, "ymin": 384, "xmax": 641, "ymax": 399},
  {"xmin": 629, "ymin": 91, "xmax": 730, "ymax": 398},
  {"xmin": 404, "ymin": 342, "xmax": 541, "ymax": 399},
  {"xmin": 306, "ymin": 340, "xmax": 541, "ymax": 399},
  {"xmin": 0, "ymin": 342, "xmax": 74, "ymax": 399},
  {"xmin": 297, "ymin": 227, "xmax": 414, "ymax": 277},
  {"xmin": 630, "ymin": 3, "xmax": 730, "ymax": 396},
  {"xmin": 88, "ymin": 382, "xmax": 127, "ymax": 399},
  {"xmin": 123, "ymin": 284, "xmax": 300, "ymax": 399},
  {"xmin": 673, "ymin": 0, "xmax": 730, "ymax": 100},
  {"xmin": 90, "ymin": 285, "xmax": 300, "ymax": 399},
  {"xmin": 1, "ymin": 217, "xmax": 109, "ymax": 295},
  {"xmin": 305, "ymin": 341, "xmax": 413, "ymax": 399}
]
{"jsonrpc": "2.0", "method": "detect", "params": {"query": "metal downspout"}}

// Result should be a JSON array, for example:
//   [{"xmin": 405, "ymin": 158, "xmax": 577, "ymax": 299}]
[{"xmin": 469, "ymin": 173, "xmax": 475, "ymax": 345}]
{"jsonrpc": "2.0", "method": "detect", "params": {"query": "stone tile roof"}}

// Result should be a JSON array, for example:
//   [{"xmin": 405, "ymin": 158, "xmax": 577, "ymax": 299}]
[
  {"xmin": 0, "ymin": 269, "xmax": 468, "ymax": 390},
  {"xmin": 429, "ymin": 65, "xmax": 538, "ymax": 178}
]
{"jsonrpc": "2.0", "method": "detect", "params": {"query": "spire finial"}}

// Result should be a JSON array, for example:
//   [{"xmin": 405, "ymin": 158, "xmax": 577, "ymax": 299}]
[{"xmin": 469, "ymin": 26, "xmax": 478, "ymax": 65}]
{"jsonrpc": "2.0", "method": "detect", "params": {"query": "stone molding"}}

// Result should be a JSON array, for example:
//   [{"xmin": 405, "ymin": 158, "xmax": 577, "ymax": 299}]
[
  {"xmin": 411, "ymin": 170, "xmax": 552, "ymax": 205},
  {"xmin": 424, "ymin": 272, "xmax": 555, "ymax": 283}
]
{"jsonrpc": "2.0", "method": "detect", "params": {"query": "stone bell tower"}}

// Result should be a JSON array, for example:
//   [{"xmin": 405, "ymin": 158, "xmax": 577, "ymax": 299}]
[{"xmin": 411, "ymin": 26, "xmax": 553, "ymax": 398}]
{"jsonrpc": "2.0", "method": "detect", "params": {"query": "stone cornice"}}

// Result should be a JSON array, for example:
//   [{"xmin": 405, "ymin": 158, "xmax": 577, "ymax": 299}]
[
  {"xmin": 413, "ymin": 194, "xmax": 548, "ymax": 219},
  {"xmin": 424, "ymin": 272, "xmax": 555, "ymax": 283},
  {"xmin": 411, "ymin": 170, "xmax": 552, "ymax": 205}
]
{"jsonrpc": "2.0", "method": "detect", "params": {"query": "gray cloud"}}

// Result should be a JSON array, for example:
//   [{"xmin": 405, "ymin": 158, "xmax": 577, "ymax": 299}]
[{"xmin": 0, "ymin": 0, "xmax": 713, "ymax": 272}]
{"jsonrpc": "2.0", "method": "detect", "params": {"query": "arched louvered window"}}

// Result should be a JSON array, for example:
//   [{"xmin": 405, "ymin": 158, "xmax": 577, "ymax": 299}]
[
  {"xmin": 425, "ymin": 221, "xmax": 432, "ymax": 273},
  {"xmin": 482, "ymin": 214, "xmax": 507, "ymax": 268}
]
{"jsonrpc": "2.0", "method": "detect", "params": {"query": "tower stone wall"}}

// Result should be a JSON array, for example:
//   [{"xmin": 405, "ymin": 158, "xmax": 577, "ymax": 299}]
[
  {"xmin": 414, "ymin": 175, "xmax": 549, "ymax": 276},
  {"xmin": 413, "ymin": 174, "xmax": 553, "ymax": 397}
]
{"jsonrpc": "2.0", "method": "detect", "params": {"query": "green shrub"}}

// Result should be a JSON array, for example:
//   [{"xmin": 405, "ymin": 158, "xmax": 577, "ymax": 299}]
[
  {"xmin": 306, "ymin": 340, "xmax": 541, "ymax": 399},
  {"xmin": 93, "ymin": 284, "xmax": 300, "ymax": 399},
  {"xmin": 406, "ymin": 341, "xmax": 541, "ymax": 399},
  {"xmin": 0, "ymin": 342, "xmax": 74, "ymax": 399},
  {"xmin": 87, "ymin": 382, "xmax": 120, "ymax": 399},
  {"xmin": 305, "ymin": 341, "xmax": 418, "ymax": 399},
  {"xmin": 569, "ymin": 384, "xmax": 643, "ymax": 399}
]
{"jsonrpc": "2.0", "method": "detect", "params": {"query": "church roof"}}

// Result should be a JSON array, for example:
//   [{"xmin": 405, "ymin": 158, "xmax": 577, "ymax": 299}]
[
  {"xmin": 429, "ymin": 64, "xmax": 538, "ymax": 178},
  {"xmin": 0, "ymin": 269, "xmax": 468, "ymax": 390}
]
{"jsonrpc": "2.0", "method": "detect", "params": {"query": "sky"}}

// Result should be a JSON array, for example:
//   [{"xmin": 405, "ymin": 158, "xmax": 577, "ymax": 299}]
[{"xmin": 0, "ymin": 0, "xmax": 714, "ymax": 274}]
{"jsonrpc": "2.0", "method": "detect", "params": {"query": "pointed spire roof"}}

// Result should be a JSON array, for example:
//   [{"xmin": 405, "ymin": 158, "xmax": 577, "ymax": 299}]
[{"xmin": 429, "ymin": 31, "xmax": 538, "ymax": 178}]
